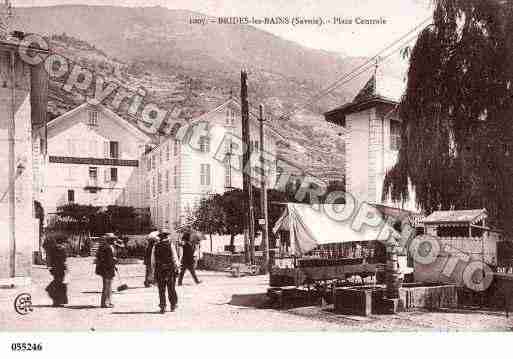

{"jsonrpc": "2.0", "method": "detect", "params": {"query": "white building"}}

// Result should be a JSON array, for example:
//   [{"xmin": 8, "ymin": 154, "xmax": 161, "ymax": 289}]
[
  {"xmin": 40, "ymin": 102, "xmax": 155, "ymax": 219},
  {"xmin": 0, "ymin": 38, "xmax": 48, "ymax": 285},
  {"xmin": 143, "ymin": 97, "xmax": 283, "ymax": 231},
  {"xmin": 324, "ymin": 72, "xmax": 417, "ymax": 211}
]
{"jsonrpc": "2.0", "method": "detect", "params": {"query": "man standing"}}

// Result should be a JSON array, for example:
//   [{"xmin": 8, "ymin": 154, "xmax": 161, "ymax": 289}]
[
  {"xmin": 178, "ymin": 231, "xmax": 201, "ymax": 286},
  {"xmin": 152, "ymin": 231, "xmax": 180, "ymax": 313},
  {"xmin": 46, "ymin": 234, "xmax": 69, "ymax": 307},
  {"xmin": 95, "ymin": 233, "xmax": 122, "ymax": 308},
  {"xmin": 144, "ymin": 230, "xmax": 159, "ymax": 287}
]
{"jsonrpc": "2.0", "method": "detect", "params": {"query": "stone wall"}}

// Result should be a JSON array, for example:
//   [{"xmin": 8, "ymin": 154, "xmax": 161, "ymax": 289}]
[{"xmin": 200, "ymin": 252, "xmax": 264, "ymax": 271}]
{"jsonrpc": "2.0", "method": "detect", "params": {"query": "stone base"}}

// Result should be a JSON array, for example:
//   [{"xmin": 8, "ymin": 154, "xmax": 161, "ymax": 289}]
[{"xmin": 381, "ymin": 298, "xmax": 401, "ymax": 314}]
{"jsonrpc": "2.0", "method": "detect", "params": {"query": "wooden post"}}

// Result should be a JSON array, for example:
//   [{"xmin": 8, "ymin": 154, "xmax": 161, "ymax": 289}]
[
  {"xmin": 240, "ymin": 70, "xmax": 255, "ymax": 264},
  {"xmin": 259, "ymin": 104, "xmax": 269, "ymax": 273}
]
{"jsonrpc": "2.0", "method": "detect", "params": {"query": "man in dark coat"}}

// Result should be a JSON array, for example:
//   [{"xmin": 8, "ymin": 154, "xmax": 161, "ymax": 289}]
[
  {"xmin": 45, "ymin": 234, "xmax": 69, "ymax": 307},
  {"xmin": 152, "ymin": 231, "xmax": 180, "ymax": 313},
  {"xmin": 95, "ymin": 233, "xmax": 122, "ymax": 308},
  {"xmin": 178, "ymin": 231, "xmax": 201, "ymax": 286}
]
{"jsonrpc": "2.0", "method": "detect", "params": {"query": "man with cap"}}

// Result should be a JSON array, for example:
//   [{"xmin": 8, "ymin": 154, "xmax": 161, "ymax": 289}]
[
  {"xmin": 144, "ymin": 230, "xmax": 160, "ymax": 287},
  {"xmin": 178, "ymin": 231, "xmax": 202, "ymax": 286},
  {"xmin": 152, "ymin": 231, "xmax": 180, "ymax": 313},
  {"xmin": 95, "ymin": 233, "xmax": 123, "ymax": 308}
]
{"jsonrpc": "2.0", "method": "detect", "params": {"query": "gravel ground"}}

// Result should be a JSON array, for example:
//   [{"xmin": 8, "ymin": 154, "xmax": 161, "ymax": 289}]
[{"xmin": 1, "ymin": 257, "xmax": 512, "ymax": 331}]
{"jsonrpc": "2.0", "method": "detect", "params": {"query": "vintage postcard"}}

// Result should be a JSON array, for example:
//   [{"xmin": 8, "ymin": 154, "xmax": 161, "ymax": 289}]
[{"xmin": 0, "ymin": 0, "xmax": 512, "ymax": 352}]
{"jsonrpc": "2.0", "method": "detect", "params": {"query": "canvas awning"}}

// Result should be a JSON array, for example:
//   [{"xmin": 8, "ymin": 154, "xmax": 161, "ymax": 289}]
[{"xmin": 273, "ymin": 203, "xmax": 400, "ymax": 255}]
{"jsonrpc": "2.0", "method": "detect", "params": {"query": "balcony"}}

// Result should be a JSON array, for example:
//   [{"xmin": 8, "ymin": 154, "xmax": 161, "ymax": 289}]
[{"xmin": 84, "ymin": 179, "xmax": 102, "ymax": 193}]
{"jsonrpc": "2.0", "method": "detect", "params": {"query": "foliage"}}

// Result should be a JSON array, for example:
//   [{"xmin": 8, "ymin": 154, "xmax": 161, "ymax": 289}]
[
  {"xmin": 383, "ymin": 0, "xmax": 513, "ymax": 234},
  {"xmin": 53, "ymin": 204, "xmax": 151, "ymax": 235},
  {"xmin": 186, "ymin": 178, "xmax": 345, "ymax": 251}
]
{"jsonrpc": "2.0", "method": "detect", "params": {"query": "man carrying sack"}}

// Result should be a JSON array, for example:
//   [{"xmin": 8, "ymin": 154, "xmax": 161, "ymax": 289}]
[
  {"xmin": 144, "ymin": 230, "xmax": 159, "ymax": 287},
  {"xmin": 95, "ymin": 233, "xmax": 124, "ymax": 308},
  {"xmin": 152, "ymin": 231, "xmax": 180, "ymax": 314}
]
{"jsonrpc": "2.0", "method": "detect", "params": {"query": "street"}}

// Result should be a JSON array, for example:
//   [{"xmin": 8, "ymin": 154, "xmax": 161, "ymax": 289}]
[{"xmin": 1, "ymin": 257, "xmax": 512, "ymax": 331}]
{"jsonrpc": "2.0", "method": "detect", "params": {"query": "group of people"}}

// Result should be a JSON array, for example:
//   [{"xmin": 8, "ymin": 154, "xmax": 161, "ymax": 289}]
[{"xmin": 44, "ymin": 230, "xmax": 202, "ymax": 314}]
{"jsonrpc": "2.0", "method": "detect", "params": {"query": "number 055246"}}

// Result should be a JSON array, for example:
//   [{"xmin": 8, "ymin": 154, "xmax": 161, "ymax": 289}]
[{"xmin": 11, "ymin": 343, "xmax": 43, "ymax": 351}]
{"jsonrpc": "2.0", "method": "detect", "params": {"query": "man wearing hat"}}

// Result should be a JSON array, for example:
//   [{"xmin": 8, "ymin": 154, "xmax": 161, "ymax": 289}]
[
  {"xmin": 95, "ymin": 233, "xmax": 123, "ymax": 308},
  {"xmin": 152, "ymin": 231, "xmax": 180, "ymax": 313},
  {"xmin": 144, "ymin": 230, "xmax": 160, "ymax": 287}
]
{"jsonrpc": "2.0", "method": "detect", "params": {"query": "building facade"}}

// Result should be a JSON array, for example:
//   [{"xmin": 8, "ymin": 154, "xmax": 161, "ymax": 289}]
[
  {"xmin": 143, "ymin": 98, "xmax": 281, "ymax": 231},
  {"xmin": 0, "ymin": 39, "xmax": 48, "ymax": 284},
  {"xmin": 40, "ymin": 103, "xmax": 154, "ymax": 220},
  {"xmin": 324, "ymin": 72, "xmax": 416, "ymax": 211}
]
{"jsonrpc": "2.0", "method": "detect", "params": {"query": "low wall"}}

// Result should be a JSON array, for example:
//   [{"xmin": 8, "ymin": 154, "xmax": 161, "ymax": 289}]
[
  {"xmin": 334, "ymin": 283, "xmax": 458, "ymax": 315},
  {"xmin": 458, "ymin": 273, "xmax": 513, "ymax": 311},
  {"xmin": 200, "ymin": 252, "xmax": 264, "ymax": 271},
  {"xmin": 400, "ymin": 283, "xmax": 458, "ymax": 310}
]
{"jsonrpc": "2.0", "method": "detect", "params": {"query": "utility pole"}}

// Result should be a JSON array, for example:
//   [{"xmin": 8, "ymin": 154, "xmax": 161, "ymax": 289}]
[
  {"xmin": 259, "ymin": 104, "xmax": 269, "ymax": 273},
  {"xmin": 240, "ymin": 70, "xmax": 255, "ymax": 264}
]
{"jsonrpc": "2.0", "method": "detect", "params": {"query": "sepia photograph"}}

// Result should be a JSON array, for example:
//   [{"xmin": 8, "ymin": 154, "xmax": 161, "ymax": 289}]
[{"xmin": 0, "ymin": 0, "xmax": 512, "ymax": 351}]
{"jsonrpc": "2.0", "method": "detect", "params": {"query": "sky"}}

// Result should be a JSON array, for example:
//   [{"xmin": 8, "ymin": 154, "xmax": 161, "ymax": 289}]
[{"xmin": 13, "ymin": 0, "xmax": 434, "ymax": 57}]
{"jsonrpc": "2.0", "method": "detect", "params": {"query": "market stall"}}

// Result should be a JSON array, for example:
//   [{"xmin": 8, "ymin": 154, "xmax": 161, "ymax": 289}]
[{"xmin": 270, "ymin": 203, "xmax": 406, "ymax": 287}]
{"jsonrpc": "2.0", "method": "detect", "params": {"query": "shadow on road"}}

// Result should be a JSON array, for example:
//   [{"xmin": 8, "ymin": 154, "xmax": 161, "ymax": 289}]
[
  {"xmin": 32, "ymin": 304, "xmax": 98, "ymax": 310},
  {"xmin": 228, "ymin": 293, "xmax": 269, "ymax": 308},
  {"xmin": 111, "ymin": 311, "xmax": 163, "ymax": 315}
]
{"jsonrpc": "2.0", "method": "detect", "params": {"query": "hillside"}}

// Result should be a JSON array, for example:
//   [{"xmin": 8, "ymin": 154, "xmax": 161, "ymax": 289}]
[{"xmin": 14, "ymin": 5, "xmax": 403, "ymax": 181}]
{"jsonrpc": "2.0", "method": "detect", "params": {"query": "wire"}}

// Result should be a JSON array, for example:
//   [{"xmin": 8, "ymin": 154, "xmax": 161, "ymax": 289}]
[{"xmin": 276, "ymin": 16, "xmax": 431, "ymax": 120}]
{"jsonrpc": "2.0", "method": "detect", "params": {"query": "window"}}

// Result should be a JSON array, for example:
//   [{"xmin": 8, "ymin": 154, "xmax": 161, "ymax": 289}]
[
  {"xmin": 152, "ymin": 176, "xmax": 156, "ymax": 197},
  {"xmin": 174, "ymin": 139, "xmax": 179, "ymax": 156},
  {"xmin": 146, "ymin": 180, "xmax": 150, "ymax": 197},
  {"xmin": 110, "ymin": 167, "xmax": 118, "ymax": 182},
  {"xmin": 159, "ymin": 150, "xmax": 162, "ymax": 164},
  {"xmin": 174, "ymin": 166, "xmax": 178, "ymax": 188},
  {"xmin": 89, "ymin": 167, "xmax": 98, "ymax": 180},
  {"xmin": 166, "ymin": 170, "xmax": 169, "ymax": 192},
  {"xmin": 199, "ymin": 136, "xmax": 210, "ymax": 153},
  {"xmin": 390, "ymin": 120, "xmax": 402, "ymax": 151},
  {"xmin": 224, "ymin": 157, "xmax": 232, "ymax": 188},
  {"xmin": 67, "ymin": 139, "xmax": 76, "ymax": 156},
  {"xmin": 146, "ymin": 157, "xmax": 151, "ymax": 171},
  {"xmin": 67, "ymin": 190, "xmax": 75, "ymax": 203},
  {"xmin": 89, "ymin": 140, "xmax": 98, "ymax": 157},
  {"xmin": 88, "ymin": 110, "xmax": 98, "ymax": 126},
  {"xmin": 166, "ymin": 143, "xmax": 170, "ymax": 161},
  {"xmin": 158, "ymin": 171, "xmax": 162, "ymax": 194},
  {"xmin": 110, "ymin": 141, "xmax": 119, "ymax": 158},
  {"xmin": 200, "ymin": 164, "xmax": 211, "ymax": 186},
  {"xmin": 67, "ymin": 166, "xmax": 75, "ymax": 180}
]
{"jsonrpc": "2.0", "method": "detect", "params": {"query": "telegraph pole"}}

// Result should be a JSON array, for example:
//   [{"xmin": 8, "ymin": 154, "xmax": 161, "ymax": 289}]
[
  {"xmin": 259, "ymin": 104, "xmax": 269, "ymax": 273},
  {"xmin": 241, "ymin": 70, "xmax": 255, "ymax": 264}
]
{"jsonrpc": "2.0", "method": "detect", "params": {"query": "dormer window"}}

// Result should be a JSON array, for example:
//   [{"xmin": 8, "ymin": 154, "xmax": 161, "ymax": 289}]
[{"xmin": 88, "ymin": 110, "xmax": 99, "ymax": 126}]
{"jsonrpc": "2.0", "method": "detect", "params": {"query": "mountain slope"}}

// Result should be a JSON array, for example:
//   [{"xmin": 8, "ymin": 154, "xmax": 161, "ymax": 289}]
[{"xmin": 14, "ymin": 5, "xmax": 403, "ymax": 181}]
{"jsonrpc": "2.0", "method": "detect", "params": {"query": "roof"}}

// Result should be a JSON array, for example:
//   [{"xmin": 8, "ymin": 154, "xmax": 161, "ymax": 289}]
[
  {"xmin": 47, "ymin": 102, "xmax": 155, "ymax": 143},
  {"xmin": 422, "ymin": 209, "xmax": 488, "ymax": 225},
  {"xmin": 187, "ymin": 97, "xmax": 286, "ymax": 141},
  {"xmin": 324, "ymin": 71, "xmax": 405, "ymax": 117}
]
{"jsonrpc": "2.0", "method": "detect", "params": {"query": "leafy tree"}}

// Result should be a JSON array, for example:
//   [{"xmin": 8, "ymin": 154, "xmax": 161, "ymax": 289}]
[
  {"xmin": 188, "ymin": 194, "xmax": 225, "ymax": 251},
  {"xmin": 383, "ymin": 0, "xmax": 513, "ymax": 234}
]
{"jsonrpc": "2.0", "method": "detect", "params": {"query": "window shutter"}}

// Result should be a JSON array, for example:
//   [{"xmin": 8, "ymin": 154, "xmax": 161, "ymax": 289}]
[{"xmin": 104, "ymin": 168, "xmax": 109, "ymax": 182}]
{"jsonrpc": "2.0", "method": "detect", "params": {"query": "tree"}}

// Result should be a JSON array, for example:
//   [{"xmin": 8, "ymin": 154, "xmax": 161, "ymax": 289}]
[
  {"xmin": 188, "ymin": 194, "xmax": 225, "ymax": 252},
  {"xmin": 383, "ymin": 0, "xmax": 513, "ymax": 235}
]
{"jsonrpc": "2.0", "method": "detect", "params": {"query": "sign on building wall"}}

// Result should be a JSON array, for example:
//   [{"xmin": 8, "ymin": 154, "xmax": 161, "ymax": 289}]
[{"xmin": 49, "ymin": 156, "xmax": 139, "ymax": 167}]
